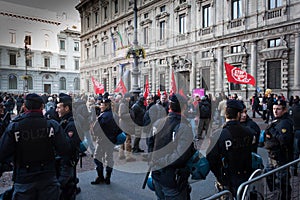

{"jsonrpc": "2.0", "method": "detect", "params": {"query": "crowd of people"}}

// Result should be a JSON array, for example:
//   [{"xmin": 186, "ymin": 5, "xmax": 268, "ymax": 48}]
[{"xmin": 0, "ymin": 89, "xmax": 299, "ymax": 199}]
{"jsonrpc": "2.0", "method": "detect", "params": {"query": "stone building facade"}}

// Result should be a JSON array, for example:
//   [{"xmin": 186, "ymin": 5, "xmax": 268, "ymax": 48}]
[
  {"xmin": 76, "ymin": 0, "xmax": 300, "ymax": 98},
  {"xmin": 0, "ymin": 1, "xmax": 81, "ymax": 94}
]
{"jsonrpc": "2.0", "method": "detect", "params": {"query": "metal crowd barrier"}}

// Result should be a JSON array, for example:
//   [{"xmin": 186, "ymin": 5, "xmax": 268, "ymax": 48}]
[
  {"xmin": 202, "ymin": 190, "xmax": 233, "ymax": 200},
  {"xmin": 236, "ymin": 158, "xmax": 300, "ymax": 200}
]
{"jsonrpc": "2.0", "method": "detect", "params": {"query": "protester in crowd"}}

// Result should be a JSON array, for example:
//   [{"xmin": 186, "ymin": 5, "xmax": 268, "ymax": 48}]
[{"xmin": 118, "ymin": 93, "xmax": 136, "ymax": 162}]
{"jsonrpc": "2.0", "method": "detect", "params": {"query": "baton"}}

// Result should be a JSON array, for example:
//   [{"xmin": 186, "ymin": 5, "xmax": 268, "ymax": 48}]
[{"xmin": 142, "ymin": 166, "xmax": 151, "ymax": 189}]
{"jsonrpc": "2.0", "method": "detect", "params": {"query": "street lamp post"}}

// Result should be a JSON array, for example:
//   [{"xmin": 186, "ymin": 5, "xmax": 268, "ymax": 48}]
[
  {"xmin": 24, "ymin": 44, "xmax": 29, "ymax": 93},
  {"xmin": 130, "ymin": 0, "xmax": 141, "ymax": 94}
]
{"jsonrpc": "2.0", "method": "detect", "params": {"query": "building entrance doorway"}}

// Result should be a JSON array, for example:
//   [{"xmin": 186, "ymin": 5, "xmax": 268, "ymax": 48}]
[{"xmin": 44, "ymin": 84, "xmax": 51, "ymax": 94}]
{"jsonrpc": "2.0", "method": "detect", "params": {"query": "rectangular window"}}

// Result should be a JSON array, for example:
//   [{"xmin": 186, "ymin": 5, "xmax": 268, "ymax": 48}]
[
  {"xmin": 75, "ymin": 59, "xmax": 79, "ymax": 70},
  {"xmin": 144, "ymin": 13, "xmax": 148, "ymax": 19},
  {"xmin": 268, "ymin": 38, "xmax": 281, "ymax": 48},
  {"xmin": 74, "ymin": 42, "xmax": 79, "ymax": 51},
  {"xmin": 159, "ymin": 73, "xmax": 165, "ymax": 91},
  {"xmin": 179, "ymin": 14, "xmax": 186, "ymax": 34},
  {"xmin": 86, "ymin": 48, "xmax": 89, "ymax": 59},
  {"xmin": 86, "ymin": 80, "xmax": 90, "ymax": 93},
  {"xmin": 231, "ymin": 45, "xmax": 242, "ymax": 53},
  {"xmin": 87, "ymin": 15, "xmax": 90, "ymax": 28},
  {"xmin": 114, "ymin": 77, "xmax": 117, "ymax": 89},
  {"xmin": 104, "ymin": 6, "xmax": 108, "ymax": 19},
  {"xmin": 60, "ymin": 58, "xmax": 65, "ymax": 69},
  {"xmin": 95, "ymin": 12, "xmax": 99, "ymax": 24},
  {"xmin": 103, "ymin": 78, "xmax": 107, "ymax": 91},
  {"xmin": 115, "ymin": 0, "xmax": 118, "ymax": 13},
  {"xmin": 202, "ymin": 51, "xmax": 209, "ymax": 58},
  {"xmin": 202, "ymin": 68, "xmax": 210, "ymax": 90},
  {"xmin": 44, "ymin": 57, "xmax": 50, "ymax": 68},
  {"xmin": 203, "ymin": 5, "xmax": 210, "ymax": 28},
  {"xmin": 160, "ymin": 5, "xmax": 166, "ymax": 12},
  {"xmin": 9, "ymin": 54, "xmax": 16, "ymax": 66},
  {"xmin": 26, "ymin": 57, "xmax": 32, "ymax": 67},
  {"xmin": 94, "ymin": 45, "xmax": 98, "ymax": 58},
  {"xmin": 160, "ymin": 21, "xmax": 165, "ymax": 40},
  {"xmin": 9, "ymin": 32, "xmax": 16, "ymax": 44},
  {"xmin": 60, "ymin": 40, "xmax": 65, "ymax": 50},
  {"xmin": 267, "ymin": 60, "xmax": 281, "ymax": 89},
  {"xmin": 232, "ymin": 0, "xmax": 242, "ymax": 19},
  {"xmin": 25, "ymin": 35, "xmax": 31, "ymax": 45},
  {"xmin": 269, "ymin": 0, "xmax": 282, "ymax": 9},
  {"xmin": 143, "ymin": 27, "xmax": 148, "ymax": 45},
  {"xmin": 103, "ymin": 42, "xmax": 107, "ymax": 55}
]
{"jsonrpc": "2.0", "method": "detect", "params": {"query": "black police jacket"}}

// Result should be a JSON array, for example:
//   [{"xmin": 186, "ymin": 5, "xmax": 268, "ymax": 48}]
[
  {"xmin": 207, "ymin": 120, "xmax": 253, "ymax": 183},
  {"xmin": 264, "ymin": 113, "xmax": 294, "ymax": 164},
  {"xmin": 0, "ymin": 111, "xmax": 71, "ymax": 183},
  {"xmin": 95, "ymin": 108, "xmax": 122, "ymax": 144},
  {"xmin": 60, "ymin": 112, "xmax": 81, "ymax": 163},
  {"xmin": 151, "ymin": 112, "xmax": 195, "ymax": 188}
]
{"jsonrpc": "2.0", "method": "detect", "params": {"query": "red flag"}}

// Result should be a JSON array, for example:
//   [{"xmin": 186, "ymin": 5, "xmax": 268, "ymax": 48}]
[
  {"xmin": 157, "ymin": 89, "xmax": 161, "ymax": 97},
  {"xmin": 178, "ymin": 88, "xmax": 187, "ymax": 99},
  {"xmin": 169, "ymin": 70, "xmax": 177, "ymax": 95},
  {"xmin": 91, "ymin": 76, "xmax": 105, "ymax": 94},
  {"xmin": 114, "ymin": 79, "xmax": 127, "ymax": 95},
  {"xmin": 224, "ymin": 62, "xmax": 256, "ymax": 86},
  {"xmin": 143, "ymin": 79, "xmax": 149, "ymax": 106}
]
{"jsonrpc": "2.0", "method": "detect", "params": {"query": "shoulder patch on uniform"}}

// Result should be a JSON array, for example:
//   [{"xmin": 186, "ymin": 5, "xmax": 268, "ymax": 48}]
[{"xmin": 281, "ymin": 129, "xmax": 287, "ymax": 133}]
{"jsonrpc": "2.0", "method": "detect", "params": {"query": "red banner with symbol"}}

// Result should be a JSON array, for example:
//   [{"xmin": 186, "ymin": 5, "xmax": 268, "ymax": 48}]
[
  {"xmin": 91, "ymin": 76, "xmax": 105, "ymax": 94},
  {"xmin": 224, "ymin": 62, "xmax": 256, "ymax": 86}
]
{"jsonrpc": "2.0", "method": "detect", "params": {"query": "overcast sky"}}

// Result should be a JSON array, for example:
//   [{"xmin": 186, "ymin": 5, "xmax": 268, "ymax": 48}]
[{"xmin": 2, "ymin": 0, "xmax": 80, "ymax": 20}]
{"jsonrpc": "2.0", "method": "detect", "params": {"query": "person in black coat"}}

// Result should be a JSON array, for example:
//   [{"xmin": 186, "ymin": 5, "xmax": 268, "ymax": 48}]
[
  {"xmin": 240, "ymin": 104, "xmax": 261, "ymax": 153},
  {"xmin": 207, "ymin": 99, "xmax": 254, "ymax": 197},
  {"xmin": 91, "ymin": 98, "xmax": 122, "ymax": 185},
  {"xmin": 0, "ymin": 93, "xmax": 71, "ymax": 200}
]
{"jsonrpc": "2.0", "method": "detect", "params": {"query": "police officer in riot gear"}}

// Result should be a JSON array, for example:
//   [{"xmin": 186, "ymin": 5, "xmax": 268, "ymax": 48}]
[
  {"xmin": 264, "ymin": 100, "xmax": 294, "ymax": 200},
  {"xmin": 56, "ymin": 93, "xmax": 81, "ymax": 199},
  {"xmin": 0, "ymin": 93, "xmax": 71, "ymax": 200},
  {"xmin": 151, "ymin": 94, "xmax": 195, "ymax": 200},
  {"xmin": 207, "ymin": 99, "xmax": 254, "ymax": 197}
]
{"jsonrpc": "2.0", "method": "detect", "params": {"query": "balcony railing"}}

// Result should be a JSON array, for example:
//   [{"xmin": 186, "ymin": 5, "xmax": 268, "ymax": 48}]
[{"xmin": 267, "ymin": 7, "xmax": 282, "ymax": 19}]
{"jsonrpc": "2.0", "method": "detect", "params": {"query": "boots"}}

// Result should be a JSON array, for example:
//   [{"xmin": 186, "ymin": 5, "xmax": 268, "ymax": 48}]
[
  {"xmin": 105, "ymin": 167, "xmax": 112, "ymax": 185},
  {"xmin": 91, "ymin": 167, "xmax": 105, "ymax": 185}
]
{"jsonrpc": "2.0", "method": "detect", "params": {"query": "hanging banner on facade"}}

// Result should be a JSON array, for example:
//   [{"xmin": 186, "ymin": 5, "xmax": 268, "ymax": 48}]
[{"xmin": 224, "ymin": 62, "xmax": 256, "ymax": 86}]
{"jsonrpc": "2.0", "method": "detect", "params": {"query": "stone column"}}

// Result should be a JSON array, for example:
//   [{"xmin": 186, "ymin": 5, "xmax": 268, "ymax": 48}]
[
  {"xmin": 294, "ymin": 33, "xmax": 300, "ymax": 88},
  {"xmin": 151, "ymin": 60, "xmax": 156, "ymax": 93},
  {"xmin": 216, "ymin": 47, "xmax": 223, "ymax": 93},
  {"xmin": 108, "ymin": 67, "xmax": 112, "ymax": 92},
  {"xmin": 190, "ymin": 51, "xmax": 197, "ymax": 93},
  {"xmin": 250, "ymin": 41, "xmax": 257, "ymax": 90}
]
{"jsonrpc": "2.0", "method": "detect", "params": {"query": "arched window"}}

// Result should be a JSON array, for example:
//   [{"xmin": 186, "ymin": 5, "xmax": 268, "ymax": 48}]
[
  {"xmin": 27, "ymin": 76, "xmax": 33, "ymax": 90},
  {"xmin": 8, "ymin": 74, "xmax": 17, "ymax": 89},
  {"xmin": 59, "ymin": 77, "xmax": 66, "ymax": 90},
  {"xmin": 74, "ymin": 78, "xmax": 80, "ymax": 90}
]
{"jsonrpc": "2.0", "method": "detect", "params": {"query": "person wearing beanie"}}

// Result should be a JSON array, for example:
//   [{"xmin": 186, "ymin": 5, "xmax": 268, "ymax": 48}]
[
  {"xmin": 0, "ymin": 93, "xmax": 71, "ymax": 200},
  {"xmin": 151, "ymin": 94, "xmax": 195, "ymax": 200},
  {"xmin": 207, "ymin": 99, "xmax": 254, "ymax": 197}
]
